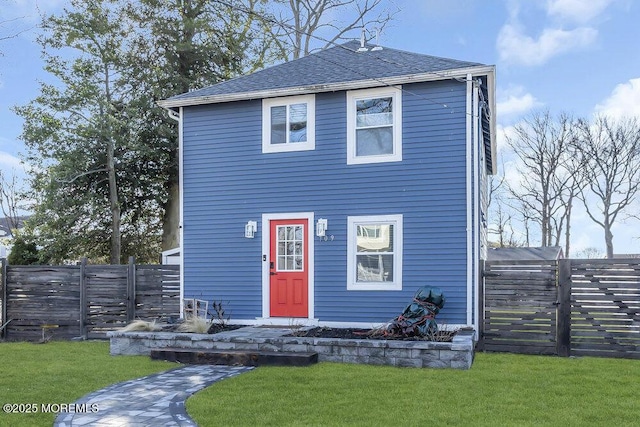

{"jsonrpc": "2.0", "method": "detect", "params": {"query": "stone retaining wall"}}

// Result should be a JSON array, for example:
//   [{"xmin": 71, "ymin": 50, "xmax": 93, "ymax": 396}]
[{"xmin": 108, "ymin": 329, "xmax": 475, "ymax": 369}]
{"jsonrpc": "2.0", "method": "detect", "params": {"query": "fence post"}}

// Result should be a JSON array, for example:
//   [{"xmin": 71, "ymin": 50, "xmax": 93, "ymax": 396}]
[
  {"xmin": 556, "ymin": 259, "xmax": 571, "ymax": 357},
  {"xmin": 79, "ymin": 258, "xmax": 87, "ymax": 340},
  {"xmin": 1, "ymin": 258, "xmax": 7, "ymax": 339},
  {"xmin": 127, "ymin": 256, "xmax": 136, "ymax": 323},
  {"xmin": 477, "ymin": 259, "xmax": 485, "ymax": 351}
]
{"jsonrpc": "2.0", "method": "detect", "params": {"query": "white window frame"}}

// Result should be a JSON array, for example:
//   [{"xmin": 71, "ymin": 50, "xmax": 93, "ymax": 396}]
[
  {"xmin": 347, "ymin": 214, "xmax": 403, "ymax": 291},
  {"xmin": 346, "ymin": 87, "xmax": 402, "ymax": 165},
  {"xmin": 262, "ymin": 94, "xmax": 315, "ymax": 153}
]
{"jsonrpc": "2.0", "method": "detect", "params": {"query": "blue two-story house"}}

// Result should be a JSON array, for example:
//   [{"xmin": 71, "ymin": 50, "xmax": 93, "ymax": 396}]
[{"xmin": 159, "ymin": 40, "xmax": 496, "ymax": 331}]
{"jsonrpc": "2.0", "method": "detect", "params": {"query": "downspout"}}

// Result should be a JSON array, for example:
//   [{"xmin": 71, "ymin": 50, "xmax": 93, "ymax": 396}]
[
  {"xmin": 165, "ymin": 107, "xmax": 184, "ymax": 318},
  {"xmin": 465, "ymin": 74, "xmax": 473, "ymax": 327},
  {"xmin": 472, "ymin": 80, "xmax": 481, "ymax": 334}
]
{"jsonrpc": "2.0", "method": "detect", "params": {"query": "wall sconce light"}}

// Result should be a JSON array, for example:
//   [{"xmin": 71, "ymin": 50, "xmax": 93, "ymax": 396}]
[
  {"xmin": 316, "ymin": 218, "xmax": 328, "ymax": 237},
  {"xmin": 245, "ymin": 221, "xmax": 257, "ymax": 238}
]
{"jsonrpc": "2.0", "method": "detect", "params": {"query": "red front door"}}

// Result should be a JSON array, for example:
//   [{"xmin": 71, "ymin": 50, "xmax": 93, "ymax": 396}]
[{"xmin": 270, "ymin": 219, "xmax": 308, "ymax": 317}]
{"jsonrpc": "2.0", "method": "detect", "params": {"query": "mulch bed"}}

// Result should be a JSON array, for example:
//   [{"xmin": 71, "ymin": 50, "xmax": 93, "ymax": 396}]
[
  {"xmin": 160, "ymin": 323, "xmax": 456, "ymax": 342},
  {"xmin": 159, "ymin": 323, "xmax": 243, "ymax": 334},
  {"xmin": 287, "ymin": 327, "xmax": 456, "ymax": 342},
  {"xmin": 207, "ymin": 324, "xmax": 244, "ymax": 334}
]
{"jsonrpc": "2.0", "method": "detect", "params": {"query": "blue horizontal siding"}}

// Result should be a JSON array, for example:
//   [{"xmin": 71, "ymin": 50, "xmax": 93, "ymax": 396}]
[{"xmin": 182, "ymin": 80, "xmax": 472, "ymax": 324}]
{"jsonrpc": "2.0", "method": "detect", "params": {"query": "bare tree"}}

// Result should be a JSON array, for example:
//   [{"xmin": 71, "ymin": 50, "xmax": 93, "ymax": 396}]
[
  {"xmin": 487, "ymin": 171, "xmax": 508, "ymax": 247},
  {"xmin": 506, "ymin": 111, "xmax": 578, "ymax": 250},
  {"xmin": 0, "ymin": 170, "xmax": 23, "ymax": 233},
  {"xmin": 575, "ymin": 247, "xmax": 604, "ymax": 259},
  {"xmin": 554, "ymin": 147, "xmax": 586, "ymax": 257},
  {"xmin": 486, "ymin": 161, "xmax": 504, "ymax": 210},
  {"xmin": 487, "ymin": 161, "xmax": 526, "ymax": 247},
  {"xmin": 273, "ymin": 0, "xmax": 397, "ymax": 59},
  {"xmin": 488, "ymin": 202, "xmax": 525, "ymax": 248},
  {"xmin": 0, "ymin": 4, "xmax": 34, "ymax": 55},
  {"xmin": 574, "ymin": 116, "xmax": 640, "ymax": 259}
]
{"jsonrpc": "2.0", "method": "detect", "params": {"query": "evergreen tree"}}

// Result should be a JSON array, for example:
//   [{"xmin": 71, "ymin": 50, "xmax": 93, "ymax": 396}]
[{"xmin": 15, "ymin": 0, "xmax": 275, "ymax": 263}]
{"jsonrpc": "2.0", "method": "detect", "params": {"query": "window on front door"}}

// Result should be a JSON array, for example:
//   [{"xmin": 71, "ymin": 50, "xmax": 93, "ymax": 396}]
[
  {"xmin": 262, "ymin": 95, "xmax": 315, "ymax": 153},
  {"xmin": 347, "ymin": 87, "xmax": 402, "ymax": 165},
  {"xmin": 276, "ymin": 225, "xmax": 304, "ymax": 271}
]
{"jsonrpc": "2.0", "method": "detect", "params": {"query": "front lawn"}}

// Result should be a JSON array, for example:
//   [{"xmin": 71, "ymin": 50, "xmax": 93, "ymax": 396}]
[
  {"xmin": 1, "ymin": 341, "xmax": 638, "ymax": 426},
  {"xmin": 187, "ymin": 353, "xmax": 640, "ymax": 426},
  {"xmin": 0, "ymin": 341, "xmax": 175, "ymax": 426}
]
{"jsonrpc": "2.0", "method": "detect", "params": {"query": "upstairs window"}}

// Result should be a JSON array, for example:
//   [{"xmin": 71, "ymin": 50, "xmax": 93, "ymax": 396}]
[
  {"xmin": 347, "ymin": 87, "xmax": 402, "ymax": 164},
  {"xmin": 262, "ymin": 95, "xmax": 315, "ymax": 153}
]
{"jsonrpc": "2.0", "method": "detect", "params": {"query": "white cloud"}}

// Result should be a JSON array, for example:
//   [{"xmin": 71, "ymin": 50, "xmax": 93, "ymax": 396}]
[
  {"xmin": 501, "ymin": 157, "xmax": 522, "ymax": 184},
  {"xmin": 497, "ymin": 86, "xmax": 542, "ymax": 117},
  {"xmin": 496, "ymin": 0, "xmax": 613, "ymax": 67},
  {"xmin": 4, "ymin": 0, "xmax": 66, "ymax": 21},
  {"xmin": 0, "ymin": 151, "xmax": 25, "ymax": 172},
  {"xmin": 497, "ymin": 23, "xmax": 597, "ymax": 66},
  {"xmin": 546, "ymin": 0, "xmax": 614, "ymax": 23},
  {"xmin": 495, "ymin": 124, "xmax": 518, "ymax": 153},
  {"xmin": 595, "ymin": 78, "xmax": 640, "ymax": 119}
]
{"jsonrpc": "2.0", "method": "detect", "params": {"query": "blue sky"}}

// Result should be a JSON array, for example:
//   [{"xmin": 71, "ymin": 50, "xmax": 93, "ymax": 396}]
[{"xmin": 1, "ymin": 0, "xmax": 639, "ymax": 255}]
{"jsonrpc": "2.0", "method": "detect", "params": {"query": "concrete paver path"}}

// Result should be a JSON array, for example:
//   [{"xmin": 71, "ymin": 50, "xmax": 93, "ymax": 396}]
[{"xmin": 54, "ymin": 365, "xmax": 252, "ymax": 426}]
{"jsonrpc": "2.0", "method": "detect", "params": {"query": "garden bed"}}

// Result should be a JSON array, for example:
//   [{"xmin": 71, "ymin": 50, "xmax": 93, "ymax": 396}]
[
  {"xmin": 288, "ymin": 327, "xmax": 457, "ymax": 342},
  {"xmin": 108, "ymin": 326, "xmax": 475, "ymax": 369}
]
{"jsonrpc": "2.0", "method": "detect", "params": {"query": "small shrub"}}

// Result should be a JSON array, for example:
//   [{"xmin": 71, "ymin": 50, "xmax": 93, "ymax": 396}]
[
  {"xmin": 421, "ymin": 326, "xmax": 459, "ymax": 342},
  {"xmin": 7, "ymin": 236, "xmax": 40, "ymax": 265},
  {"xmin": 121, "ymin": 320, "xmax": 162, "ymax": 332},
  {"xmin": 208, "ymin": 300, "xmax": 230, "ymax": 327},
  {"xmin": 288, "ymin": 319, "xmax": 306, "ymax": 336},
  {"xmin": 176, "ymin": 317, "xmax": 211, "ymax": 333}
]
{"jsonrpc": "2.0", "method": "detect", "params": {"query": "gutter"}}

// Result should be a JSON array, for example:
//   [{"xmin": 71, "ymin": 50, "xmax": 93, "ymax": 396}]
[
  {"xmin": 472, "ymin": 79, "xmax": 481, "ymax": 333},
  {"xmin": 466, "ymin": 74, "xmax": 473, "ymax": 327},
  {"xmin": 157, "ymin": 65, "xmax": 496, "ymax": 109}
]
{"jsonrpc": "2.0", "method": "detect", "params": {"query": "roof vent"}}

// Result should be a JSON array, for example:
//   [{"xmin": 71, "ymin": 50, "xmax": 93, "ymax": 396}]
[
  {"xmin": 371, "ymin": 28, "xmax": 382, "ymax": 51},
  {"xmin": 357, "ymin": 28, "xmax": 368, "ymax": 52}
]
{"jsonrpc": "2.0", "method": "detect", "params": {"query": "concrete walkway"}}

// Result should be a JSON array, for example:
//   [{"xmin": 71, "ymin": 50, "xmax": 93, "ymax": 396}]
[{"xmin": 54, "ymin": 365, "xmax": 253, "ymax": 427}]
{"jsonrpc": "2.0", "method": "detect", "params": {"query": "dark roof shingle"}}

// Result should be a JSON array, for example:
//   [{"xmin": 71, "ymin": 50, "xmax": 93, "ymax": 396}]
[{"xmin": 163, "ymin": 40, "xmax": 487, "ymax": 106}]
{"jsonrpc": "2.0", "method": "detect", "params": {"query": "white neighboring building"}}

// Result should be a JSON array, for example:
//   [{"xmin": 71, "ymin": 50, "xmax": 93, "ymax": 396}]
[
  {"xmin": 0, "ymin": 216, "xmax": 30, "ymax": 260},
  {"xmin": 0, "ymin": 228, "xmax": 8, "ymax": 259},
  {"xmin": 161, "ymin": 247, "xmax": 181, "ymax": 265}
]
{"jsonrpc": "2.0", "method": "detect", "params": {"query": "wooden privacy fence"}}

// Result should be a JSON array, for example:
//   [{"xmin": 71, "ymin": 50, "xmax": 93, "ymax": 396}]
[
  {"xmin": 480, "ymin": 258, "xmax": 640, "ymax": 359},
  {"xmin": 0, "ymin": 258, "xmax": 180, "ymax": 341},
  {"xmin": 480, "ymin": 260, "xmax": 569, "ymax": 356},
  {"xmin": 570, "ymin": 260, "xmax": 640, "ymax": 358}
]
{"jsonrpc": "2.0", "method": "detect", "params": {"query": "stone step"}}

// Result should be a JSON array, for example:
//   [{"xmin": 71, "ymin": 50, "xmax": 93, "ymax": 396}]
[{"xmin": 150, "ymin": 348, "xmax": 318, "ymax": 367}]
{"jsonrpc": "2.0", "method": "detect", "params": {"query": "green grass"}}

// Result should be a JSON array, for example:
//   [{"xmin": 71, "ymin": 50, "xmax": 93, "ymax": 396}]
[
  {"xmin": 187, "ymin": 353, "xmax": 640, "ymax": 427},
  {"xmin": 0, "ymin": 341, "xmax": 175, "ymax": 426},
  {"xmin": 1, "ymin": 342, "xmax": 638, "ymax": 427}
]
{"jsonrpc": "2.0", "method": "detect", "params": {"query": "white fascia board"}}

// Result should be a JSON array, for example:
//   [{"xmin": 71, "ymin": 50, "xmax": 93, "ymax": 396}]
[
  {"xmin": 157, "ymin": 65, "xmax": 496, "ymax": 109},
  {"xmin": 485, "ymin": 68, "xmax": 498, "ymax": 175}
]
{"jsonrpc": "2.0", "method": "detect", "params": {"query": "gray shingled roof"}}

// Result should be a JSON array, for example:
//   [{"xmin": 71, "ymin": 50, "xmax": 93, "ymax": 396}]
[
  {"xmin": 487, "ymin": 247, "xmax": 565, "ymax": 261},
  {"xmin": 160, "ymin": 40, "xmax": 489, "ymax": 107}
]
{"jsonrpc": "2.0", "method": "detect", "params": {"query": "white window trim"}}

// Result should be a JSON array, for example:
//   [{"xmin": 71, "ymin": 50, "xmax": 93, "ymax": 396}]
[
  {"xmin": 346, "ymin": 86, "xmax": 402, "ymax": 165},
  {"xmin": 347, "ymin": 214, "xmax": 403, "ymax": 291},
  {"xmin": 262, "ymin": 94, "xmax": 315, "ymax": 153}
]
